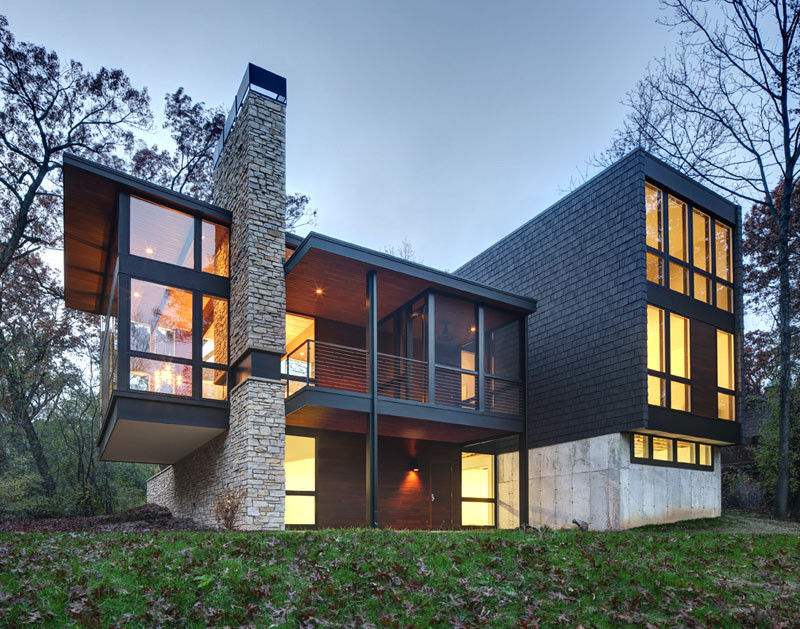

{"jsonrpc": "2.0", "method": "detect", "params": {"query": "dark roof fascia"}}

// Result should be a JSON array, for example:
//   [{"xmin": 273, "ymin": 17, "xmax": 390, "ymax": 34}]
[
  {"xmin": 62, "ymin": 153, "xmax": 231, "ymax": 224},
  {"xmin": 285, "ymin": 231, "xmax": 537, "ymax": 314},
  {"xmin": 285, "ymin": 231, "xmax": 304, "ymax": 248},
  {"xmin": 639, "ymin": 149, "xmax": 740, "ymax": 225}
]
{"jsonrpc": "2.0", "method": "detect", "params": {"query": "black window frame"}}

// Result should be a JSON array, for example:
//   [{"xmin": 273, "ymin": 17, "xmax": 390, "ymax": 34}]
[
  {"xmin": 647, "ymin": 304, "xmax": 692, "ymax": 413},
  {"xmin": 460, "ymin": 450, "xmax": 498, "ymax": 529},
  {"xmin": 629, "ymin": 433, "xmax": 715, "ymax": 471},
  {"xmin": 112, "ymin": 192, "xmax": 231, "ymax": 404},
  {"xmin": 645, "ymin": 181, "xmax": 735, "ymax": 313}
]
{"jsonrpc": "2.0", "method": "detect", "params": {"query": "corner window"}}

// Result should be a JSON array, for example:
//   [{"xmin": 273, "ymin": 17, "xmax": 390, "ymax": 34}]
[
  {"xmin": 130, "ymin": 196, "xmax": 194, "ymax": 268},
  {"xmin": 630, "ymin": 433, "xmax": 713, "ymax": 469},
  {"xmin": 644, "ymin": 183, "xmax": 734, "ymax": 313},
  {"xmin": 130, "ymin": 280, "xmax": 192, "ymax": 359},
  {"xmin": 461, "ymin": 452, "xmax": 495, "ymax": 527},
  {"xmin": 285, "ymin": 435, "xmax": 316, "ymax": 526},
  {"xmin": 202, "ymin": 220, "xmax": 230, "ymax": 277}
]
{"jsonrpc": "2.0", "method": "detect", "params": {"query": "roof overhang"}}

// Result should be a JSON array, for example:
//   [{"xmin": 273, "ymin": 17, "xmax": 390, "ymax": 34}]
[
  {"xmin": 62, "ymin": 153, "xmax": 230, "ymax": 314},
  {"xmin": 285, "ymin": 232, "xmax": 536, "ymax": 325}
]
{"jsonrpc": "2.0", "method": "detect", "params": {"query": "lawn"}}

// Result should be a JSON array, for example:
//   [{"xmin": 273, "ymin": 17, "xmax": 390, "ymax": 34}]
[{"xmin": 0, "ymin": 512, "xmax": 798, "ymax": 627}]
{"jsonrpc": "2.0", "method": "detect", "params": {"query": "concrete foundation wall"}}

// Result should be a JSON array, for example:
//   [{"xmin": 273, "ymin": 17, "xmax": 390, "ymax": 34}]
[
  {"xmin": 497, "ymin": 451, "xmax": 520, "ymax": 529},
  {"xmin": 529, "ymin": 433, "xmax": 721, "ymax": 530}
]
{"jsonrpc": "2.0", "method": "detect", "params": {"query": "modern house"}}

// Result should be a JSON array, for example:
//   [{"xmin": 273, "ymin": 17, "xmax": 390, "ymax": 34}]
[{"xmin": 61, "ymin": 64, "xmax": 742, "ymax": 531}]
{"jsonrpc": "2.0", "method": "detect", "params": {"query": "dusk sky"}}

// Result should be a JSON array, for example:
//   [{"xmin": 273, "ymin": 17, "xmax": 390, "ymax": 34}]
[{"xmin": 4, "ymin": 1, "xmax": 678, "ymax": 271}]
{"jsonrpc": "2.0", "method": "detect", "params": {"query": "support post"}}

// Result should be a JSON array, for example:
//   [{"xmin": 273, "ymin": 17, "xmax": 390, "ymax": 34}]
[
  {"xmin": 366, "ymin": 270, "xmax": 379, "ymax": 528},
  {"xmin": 519, "ymin": 316, "xmax": 529, "ymax": 528},
  {"xmin": 427, "ymin": 291, "xmax": 436, "ymax": 405},
  {"xmin": 477, "ymin": 305, "xmax": 485, "ymax": 412}
]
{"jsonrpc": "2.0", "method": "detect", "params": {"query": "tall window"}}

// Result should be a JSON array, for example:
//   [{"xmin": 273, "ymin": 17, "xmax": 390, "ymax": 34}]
[
  {"xmin": 285, "ymin": 435, "xmax": 316, "ymax": 526},
  {"xmin": 461, "ymin": 452, "xmax": 495, "ymax": 527},
  {"xmin": 717, "ymin": 330, "xmax": 736, "ymax": 420},
  {"xmin": 435, "ymin": 295, "xmax": 477, "ymax": 410},
  {"xmin": 645, "ymin": 183, "xmax": 734, "ymax": 313},
  {"xmin": 647, "ymin": 305, "xmax": 690, "ymax": 412}
]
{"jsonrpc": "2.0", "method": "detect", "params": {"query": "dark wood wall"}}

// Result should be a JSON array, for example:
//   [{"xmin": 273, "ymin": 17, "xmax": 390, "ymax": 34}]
[
  {"xmin": 690, "ymin": 319, "xmax": 717, "ymax": 419},
  {"xmin": 310, "ymin": 428, "xmax": 462, "ymax": 530}
]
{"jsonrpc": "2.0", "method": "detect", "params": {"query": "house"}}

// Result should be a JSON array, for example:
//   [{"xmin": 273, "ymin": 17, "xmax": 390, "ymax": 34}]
[{"xmin": 61, "ymin": 64, "xmax": 741, "ymax": 531}]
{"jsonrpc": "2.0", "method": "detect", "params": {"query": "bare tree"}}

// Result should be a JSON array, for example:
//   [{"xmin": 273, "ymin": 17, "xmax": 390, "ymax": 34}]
[
  {"xmin": 599, "ymin": 0, "xmax": 800, "ymax": 517},
  {"xmin": 383, "ymin": 237, "xmax": 421, "ymax": 262},
  {"xmin": 286, "ymin": 193, "xmax": 318, "ymax": 231}
]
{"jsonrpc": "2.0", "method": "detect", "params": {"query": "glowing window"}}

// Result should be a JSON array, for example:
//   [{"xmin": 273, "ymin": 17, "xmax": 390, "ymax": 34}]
[
  {"xmin": 676, "ymin": 440, "xmax": 696, "ymax": 464},
  {"xmin": 130, "ymin": 357, "xmax": 191, "ymax": 396},
  {"xmin": 646, "ymin": 184, "xmax": 663, "ymax": 250},
  {"xmin": 717, "ymin": 330, "xmax": 734, "ymax": 390},
  {"xmin": 130, "ymin": 280, "xmax": 192, "ymax": 360},
  {"xmin": 130, "ymin": 196, "xmax": 194, "ymax": 268},
  {"xmin": 694, "ymin": 273, "xmax": 712, "ymax": 304},
  {"xmin": 202, "ymin": 295, "xmax": 228, "ymax": 365},
  {"xmin": 652, "ymin": 437, "xmax": 673, "ymax": 462},
  {"xmin": 669, "ymin": 262, "xmax": 689, "ymax": 295},
  {"xmin": 202, "ymin": 368, "xmax": 227, "ymax": 400},
  {"xmin": 716, "ymin": 283, "xmax": 733, "ymax": 312},
  {"xmin": 647, "ymin": 252, "xmax": 664, "ymax": 285},
  {"xmin": 633, "ymin": 434, "xmax": 648, "ymax": 459},
  {"xmin": 669, "ymin": 314, "xmax": 690, "ymax": 380},
  {"xmin": 647, "ymin": 306, "xmax": 665, "ymax": 372},
  {"xmin": 461, "ymin": 452, "xmax": 495, "ymax": 527},
  {"xmin": 201, "ymin": 220, "xmax": 230, "ymax": 277},
  {"xmin": 692, "ymin": 210, "xmax": 711, "ymax": 272},
  {"xmin": 699, "ymin": 444, "xmax": 712, "ymax": 466},
  {"xmin": 715, "ymin": 223, "xmax": 732, "ymax": 282},
  {"xmin": 285, "ymin": 435, "xmax": 315, "ymax": 526},
  {"xmin": 668, "ymin": 196, "xmax": 688, "ymax": 262}
]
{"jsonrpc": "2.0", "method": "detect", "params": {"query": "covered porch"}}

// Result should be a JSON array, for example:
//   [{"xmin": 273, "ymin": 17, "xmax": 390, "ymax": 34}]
[{"xmin": 283, "ymin": 233, "xmax": 536, "ymax": 529}]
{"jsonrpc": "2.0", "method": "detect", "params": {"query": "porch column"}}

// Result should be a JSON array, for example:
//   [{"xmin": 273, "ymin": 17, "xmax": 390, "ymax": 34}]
[
  {"xmin": 366, "ymin": 270, "xmax": 378, "ymax": 528},
  {"xmin": 519, "ymin": 316, "xmax": 529, "ymax": 527}
]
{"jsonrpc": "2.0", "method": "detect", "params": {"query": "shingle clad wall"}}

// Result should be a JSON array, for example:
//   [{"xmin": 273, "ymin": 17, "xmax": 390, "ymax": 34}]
[{"xmin": 457, "ymin": 151, "xmax": 649, "ymax": 448}]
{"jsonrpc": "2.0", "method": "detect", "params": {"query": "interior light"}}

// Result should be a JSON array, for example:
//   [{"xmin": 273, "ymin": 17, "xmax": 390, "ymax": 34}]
[
  {"xmin": 133, "ymin": 292, "xmax": 141, "ymax": 298},
  {"xmin": 470, "ymin": 326, "xmax": 476, "ymax": 332},
  {"xmin": 410, "ymin": 456, "xmax": 419, "ymax": 472},
  {"xmin": 315, "ymin": 288, "xmax": 323, "ymax": 295}
]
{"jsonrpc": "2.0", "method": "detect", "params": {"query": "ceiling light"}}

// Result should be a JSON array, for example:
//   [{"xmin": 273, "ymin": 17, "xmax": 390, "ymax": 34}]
[
  {"xmin": 470, "ymin": 326, "xmax": 476, "ymax": 332},
  {"xmin": 315, "ymin": 288, "xmax": 323, "ymax": 295},
  {"xmin": 133, "ymin": 292, "xmax": 141, "ymax": 298},
  {"xmin": 145, "ymin": 247, "xmax": 154, "ymax": 255}
]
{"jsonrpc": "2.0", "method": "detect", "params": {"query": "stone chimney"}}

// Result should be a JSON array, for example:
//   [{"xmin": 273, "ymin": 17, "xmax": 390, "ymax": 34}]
[{"xmin": 212, "ymin": 64, "xmax": 288, "ymax": 530}]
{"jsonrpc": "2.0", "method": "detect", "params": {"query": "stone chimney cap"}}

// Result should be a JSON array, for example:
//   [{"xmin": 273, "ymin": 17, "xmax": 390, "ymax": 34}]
[{"xmin": 214, "ymin": 63, "xmax": 287, "ymax": 167}]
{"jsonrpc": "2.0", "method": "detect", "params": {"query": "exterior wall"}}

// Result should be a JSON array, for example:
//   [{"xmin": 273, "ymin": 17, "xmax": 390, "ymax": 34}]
[
  {"xmin": 528, "ymin": 433, "xmax": 721, "ymax": 530},
  {"xmin": 145, "ymin": 378, "xmax": 285, "ymax": 529},
  {"xmin": 148, "ymin": 87, "xmax": 288, "ymax": 530},
  {"xmin": 497, "ymin": 450, "xmax": 520, "ymax": 529},
  {"xmin": 457, "ymin": 151, "xmax": 648, "ymax": 448}
]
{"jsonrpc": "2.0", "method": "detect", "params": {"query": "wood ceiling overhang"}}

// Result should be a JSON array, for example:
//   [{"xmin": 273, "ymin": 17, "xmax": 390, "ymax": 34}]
[
  {"xmin": 62, "ymin": 154, "xmax": 230, "ymax": 314},
  {"xmin": 285, "ymin": 233, "xmax": 537, "ymax": 327}
]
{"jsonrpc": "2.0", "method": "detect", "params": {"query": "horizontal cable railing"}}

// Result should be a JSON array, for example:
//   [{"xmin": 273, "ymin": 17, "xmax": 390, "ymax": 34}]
[
  {"xmin": 434, "ymin": 366, "xmax": 478, "ymax": 410},
  {"xmin": 377, "ymin": 353, "xmax": 428, "ymax": 403},
  {"xmin": 283, "ymin": 340, "xmax": 368, "ymax": 398},
  {"xmin": 485, "ymin": 376, "xmax": 523, "ymax": 416}
]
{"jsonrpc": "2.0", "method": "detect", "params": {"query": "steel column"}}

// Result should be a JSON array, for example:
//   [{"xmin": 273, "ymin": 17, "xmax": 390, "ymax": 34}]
[
  {"xmin": 366, "ymin": 270, "xmax": 379, "ymax": 528},
  {"xmin": 519, "ymin": 316, "xmax": 529, "ymax": 528}
]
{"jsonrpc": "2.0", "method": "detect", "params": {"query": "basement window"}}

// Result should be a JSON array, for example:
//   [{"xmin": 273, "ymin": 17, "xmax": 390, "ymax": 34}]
[
  {"xmin": 630, "ymin": 433, "xmax": 713, "ymax": 470},
  {"xmin": 285, "ymin": 435, "xmax": 316, "ymax": 527}
]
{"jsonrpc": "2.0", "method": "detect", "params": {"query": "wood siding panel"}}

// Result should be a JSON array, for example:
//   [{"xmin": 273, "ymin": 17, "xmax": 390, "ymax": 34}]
[{"xmin": 691, "ymin": 319, "xmax": 717, "ymax": 418}]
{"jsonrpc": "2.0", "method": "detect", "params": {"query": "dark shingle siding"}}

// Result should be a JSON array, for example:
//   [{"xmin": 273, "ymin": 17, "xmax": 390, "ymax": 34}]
[{"xmin": 457, "ymin": 151, "xmax": 649, "ymax": 448}]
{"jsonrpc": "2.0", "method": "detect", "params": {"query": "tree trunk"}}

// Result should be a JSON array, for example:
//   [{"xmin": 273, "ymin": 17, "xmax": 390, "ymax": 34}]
[
  {"xmin": 17, "ymin": 411, "xmax": 56, "ymax": 498},
  {"xmin": 774, "ymin": 201, "xmax": 792, "ymax": 519}
]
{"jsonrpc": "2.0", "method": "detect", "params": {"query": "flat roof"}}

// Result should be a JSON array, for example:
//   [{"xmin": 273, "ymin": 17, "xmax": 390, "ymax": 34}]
[{"xmin": 62, "ymin": 154, "xmax": 230, "ymax": 314}]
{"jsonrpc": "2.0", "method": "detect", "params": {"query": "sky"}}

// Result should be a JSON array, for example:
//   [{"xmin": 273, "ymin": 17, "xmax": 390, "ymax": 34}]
[{"xmin": 3, "ymin": 0, "xmax": 678, "ymax": 272}]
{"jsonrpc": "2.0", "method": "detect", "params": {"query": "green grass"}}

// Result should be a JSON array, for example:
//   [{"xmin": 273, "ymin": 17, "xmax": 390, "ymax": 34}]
[{"xmin": 0, "ymin": 525, "xmax": 798, "ymax": 627}]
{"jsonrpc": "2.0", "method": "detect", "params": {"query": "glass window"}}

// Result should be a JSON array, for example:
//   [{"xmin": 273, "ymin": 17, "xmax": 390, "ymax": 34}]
[
  {"xmin": 633, "ymin": 434, "xmax": 648, "ymax": 458},
  {"xmin": 202, "ymin": 368, "xmax": 227, "ymax": 400},
  {"xmin": 435, "ymin": 295, "xmax": 476, "ymax": 370},
  {"xmin": 462, "ymin": 452, "xmax": 495, "ymax": 527},
  {"xmin": 671, "ymin": 381, "xmax": 690, "ymax": 412},
  {"xmin": 202, "ymin": 295, "xmax": 228, "ymax": 364},
  {"xmin": 694, "ymin": 273, "xmax": 712, "ymax": 304},
  {"xmin": 130, "ymin": 357, "xmax": 192, "ymax": 396},
  {"xmin": 716, "ymin": 283, "xmax": 733, "ymax": 312},
  {"xmin": 652, "ymin": 437, "xmax": 673, "ymax": 462},
  {"xmin": 647, "ymin": 306, "xmax": 665, "ymax": 372},
  {"xmin": 699, "ymin": 444, "xmax": 712, "ymax": 466},
  {"xmin": 669, "ymin": 314, "xmax": 690, "ymax": 379},
  {"xmin": 130, "ymin": 280, "xmax": 192, "ymax": 359},
  {"xmin": 669, "ymin": 262, "xmax": 689, "ymax": 295},
  {"xmin": 130, "ymin": 196, "xmax": 194, "ymax": 268},
  {"xmin": 715, "ymin": 222, "xmax": 732, "ymax": 282},
  {"xmin": 668, "ymin": 196, "xmax": 688, "ymax": 261},
  {"xmin": 692, "ymin": 210, "xmax": 711, "ymax": 272},
  {"xmin": 201, "ymin": 221, "xmax": 230, "ymax": 277},
  {"xmin": 646, "ymin": 183, "xmax": 663, "ymax": 250},
  {"xmin": 718, "ymin": 392, "xmax": 735, "ymax": 421},
  {"xmin": 648, "ymin": 375, "xmax": 666, "ymax": 407},
  {"xmin": 676, "ymin": 440, "xmax": 696, "ymax": 464},
  {"xmin": 717, "ymin": 330, "xmax": 734, "ymax": 390},
  {"xmin": 285, "ymin": 435, "xmax": 315, "ymax": 526},
  {"xmin": 647, "ymin": 252, "xmax": 664, "ymax": 285},
  {"xmin": 484, "ymin": 308, "xmax": 520, "ymax": 380}
]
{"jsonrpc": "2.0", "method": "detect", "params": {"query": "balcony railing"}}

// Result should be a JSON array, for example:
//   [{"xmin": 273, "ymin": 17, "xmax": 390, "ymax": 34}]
[{"xmin": 283, "ymin": 340, "xmax": 523, "ymax": 417}]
